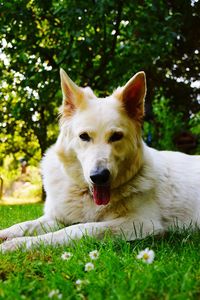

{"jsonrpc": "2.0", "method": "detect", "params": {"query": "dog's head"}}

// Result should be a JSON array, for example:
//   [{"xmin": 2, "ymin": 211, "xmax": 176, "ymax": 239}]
[{"xmin": 56, "ymin": 69, "xmax": 146, "ymax": 205}]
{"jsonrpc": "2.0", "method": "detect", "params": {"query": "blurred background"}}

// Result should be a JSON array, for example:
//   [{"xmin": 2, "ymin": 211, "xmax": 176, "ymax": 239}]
[{"xmin": 0, "ymin": 0, "xmax": 199, "ymax": 203}]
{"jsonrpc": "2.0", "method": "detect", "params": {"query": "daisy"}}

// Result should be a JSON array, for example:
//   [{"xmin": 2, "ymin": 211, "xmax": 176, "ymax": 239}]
[
  {"xmin": 76, "ymin": 279, "xmax": 83, "ymax": 286},
  {"xmin": 75, "ymin": 279, "xmax": 83, "ymax": 290},
  {"xmin": 48, "ymin": 289, "xmax": 62, "ymax": 299},
  {"xmin": 85, "ymin": 262, "xmax": 95, "ymax": 272},
  {"xmin": 61, "ymin": 252, "xmax": 73, "ymax": 260},
  {"xmin": 89, "ymin": 250, "xmax": 99, "ymax": 260},
  {"xmin": 137, "ymin": 248, "xmax": 155, "ymax": 264},
  {"xmin": 75, "ymin": 279, "xmax": 89, "ymax": 290}
]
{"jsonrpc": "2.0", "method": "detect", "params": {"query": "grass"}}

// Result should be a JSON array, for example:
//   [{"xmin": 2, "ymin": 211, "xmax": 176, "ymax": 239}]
[{"xmin": 0, "ymin": 204, "xmax": 200, "ymax": 300}]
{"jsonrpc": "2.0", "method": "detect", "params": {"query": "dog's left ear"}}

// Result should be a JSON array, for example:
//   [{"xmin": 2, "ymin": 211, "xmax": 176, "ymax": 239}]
[{"xmin": 121, "ymin": 72, "xmax": 146, "ymax": 122}]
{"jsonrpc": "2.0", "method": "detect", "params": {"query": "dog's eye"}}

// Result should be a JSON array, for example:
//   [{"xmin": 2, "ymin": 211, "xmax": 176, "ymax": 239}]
[
  {"xmin": 79, "ymin": 132, "xmax": 91, "ymax": 142},
  {"xmin": 109, "ymin": 132, "xmax": 124, "ymax": 142}
]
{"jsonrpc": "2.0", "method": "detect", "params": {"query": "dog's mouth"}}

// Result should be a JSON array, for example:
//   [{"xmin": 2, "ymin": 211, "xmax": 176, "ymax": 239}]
[{"xmin": 92, "ymin": 184, "xmax": 110, "ymax": 205}]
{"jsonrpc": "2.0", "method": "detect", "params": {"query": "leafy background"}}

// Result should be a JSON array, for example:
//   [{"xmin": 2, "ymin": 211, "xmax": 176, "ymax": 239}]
[{"xmin": 0, "ymin": 0, "xmax": 199, "ymax": 168}]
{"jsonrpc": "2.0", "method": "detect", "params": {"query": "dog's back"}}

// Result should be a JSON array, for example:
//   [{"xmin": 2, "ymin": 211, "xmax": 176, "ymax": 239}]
[{"xmin": 147, "ymin": 148, "xmax": 200, "ymax": 227}]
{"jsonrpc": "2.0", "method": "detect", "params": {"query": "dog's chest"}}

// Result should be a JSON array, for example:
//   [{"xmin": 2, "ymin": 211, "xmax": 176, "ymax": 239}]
[
  {"xmin": 52, "ymin": 189, "xmax": 108, "ymax": 224},
  {"xmin": 58, "ymin": 190, "xmax": 125, "ymax": 224}
]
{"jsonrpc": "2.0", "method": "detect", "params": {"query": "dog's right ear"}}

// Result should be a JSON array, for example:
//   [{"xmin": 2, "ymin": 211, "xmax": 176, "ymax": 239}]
[{"xmin": 60, "ymin": 68, "xmax": 85, "ymax": 116}]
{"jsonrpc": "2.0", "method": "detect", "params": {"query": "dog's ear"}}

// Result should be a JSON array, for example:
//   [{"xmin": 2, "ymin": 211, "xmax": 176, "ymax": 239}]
[
  {"xmin": 121, "ymin": 72, "xmax": 146, "ymax": 122},
  {"xmin": 60, "ymin": 68, "xmax": 85, "ymax": 116}
]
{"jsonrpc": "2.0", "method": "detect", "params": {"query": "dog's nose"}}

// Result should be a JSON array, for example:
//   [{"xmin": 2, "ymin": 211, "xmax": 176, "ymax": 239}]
[{"xmin": 90, "ymin": 168, "xmax": 110, "ymax": 185}]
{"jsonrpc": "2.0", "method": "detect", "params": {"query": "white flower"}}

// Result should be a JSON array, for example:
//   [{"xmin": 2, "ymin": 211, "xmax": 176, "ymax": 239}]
[
  {"xmin": 75, "ymin": 279, "xmax": 83, "ymax": 290},
  {"xmin": 89, "ymin": 250, "xmax": 99, "ymax": 260},
  {"xmin": 48, "ymin": 289, "xmax": 62, "ymax": 299},
  {"xmin": 61, "ymin": 252, "xmax": 73, "ymax": 260},
  {"xmin": 76, "ymin": 279, "xmax": 83, "ymax": 286},
  {"xmin": 85, "ymin": 262, "xmax": 95, "ymax": 272},
  {"xmin": 137, "ymin": 248, "xmax": 155, "ymax": 264},
  {"xmin": 75, "ymin": 279, "xmax": 89, "ymax": 290}
]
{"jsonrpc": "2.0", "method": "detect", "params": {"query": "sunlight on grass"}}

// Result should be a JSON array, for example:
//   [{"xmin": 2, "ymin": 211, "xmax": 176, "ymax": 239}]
[{"xmin": 0, "ymin": 165, "xmax": 42, "ymax": 204}]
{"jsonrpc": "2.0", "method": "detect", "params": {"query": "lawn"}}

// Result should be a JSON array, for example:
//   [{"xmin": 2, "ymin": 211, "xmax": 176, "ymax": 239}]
[{"xmin": 0, "ymin": 204, "xmax": 200, "ymax": 300}]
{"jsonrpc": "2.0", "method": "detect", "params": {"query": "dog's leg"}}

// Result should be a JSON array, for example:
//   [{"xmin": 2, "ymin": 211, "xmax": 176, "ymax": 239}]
[
  {"xmin": 0, "ymin": 218, "xmax": 164, "ymax": 252},
  {"xmin": 0, "ymin": 216, "xmax": 63, "ymax": 241}
]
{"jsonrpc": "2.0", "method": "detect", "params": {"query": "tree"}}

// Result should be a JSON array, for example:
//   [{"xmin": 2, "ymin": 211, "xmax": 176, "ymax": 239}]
[{"xmin": 0, "ymin": 0, "xmax": 199, "ymax": 163}]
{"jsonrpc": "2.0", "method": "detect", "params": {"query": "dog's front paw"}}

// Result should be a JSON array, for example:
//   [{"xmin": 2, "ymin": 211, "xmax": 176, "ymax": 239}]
[
  {"xmin": 0, "ymin": 229, "xmax": 11, "ymax": 242},
  {"xmin": 0, "ymin": 239, "xmax": 20, "ymax": 253},
  {"xmin": 0, "ymin": 237, "xmax": 33, "ymax": 253},
  {"xmin": 0, "ymin": 225, "xmax": 25, "ymax": 241}
]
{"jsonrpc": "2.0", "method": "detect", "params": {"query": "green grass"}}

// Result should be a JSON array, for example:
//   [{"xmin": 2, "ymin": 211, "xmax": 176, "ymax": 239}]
[{"xmin": 0, "ymin": 204, "xmax": 200, "ymax": 300}]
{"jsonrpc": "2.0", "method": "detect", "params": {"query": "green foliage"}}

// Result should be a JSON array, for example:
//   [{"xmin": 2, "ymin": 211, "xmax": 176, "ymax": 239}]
[
  {"xmin": 190, "ymin": 111, "xmax": 200, "ymax": 153},
  {"xmin": 0, "ymin": 0, "xmax": 199, "ymax": 162},
  {"xmin": 190, "ymin": 111, "xmax": 200, "ymax": 136},
  {"xmin": 1, "ymin": 205, "xmax": 200, "ymax": 299},
  {"xmin": 146, "ymin": 96, "xmax": 184, "ymax": 150}
]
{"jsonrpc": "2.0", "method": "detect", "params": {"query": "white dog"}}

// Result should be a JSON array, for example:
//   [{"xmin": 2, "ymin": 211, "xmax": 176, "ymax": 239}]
[{"xmin": 0, "ymin": 69, "xmax": 200, "ymax": 252}]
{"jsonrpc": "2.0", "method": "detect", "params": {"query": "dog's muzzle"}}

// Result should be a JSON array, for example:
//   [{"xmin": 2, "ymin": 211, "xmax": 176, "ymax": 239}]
[
  {"xmin": 90, "ymin": 168, "xmax": 110, "ymax": 185},
  {"xmin": 90, "ymin": 168, "xmax": 110, "ymax": 206}
]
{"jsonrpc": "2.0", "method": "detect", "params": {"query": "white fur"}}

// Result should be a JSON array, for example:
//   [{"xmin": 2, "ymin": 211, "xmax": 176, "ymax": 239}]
[{"xmin": 0, "ymin": 70, "xmax": 199, "ymax": 252}]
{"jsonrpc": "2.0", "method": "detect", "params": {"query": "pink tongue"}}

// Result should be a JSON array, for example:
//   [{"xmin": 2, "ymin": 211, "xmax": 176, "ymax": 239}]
[{"xmin": 93, "ymin": 185, "xmax": 110, "ymax": 205}]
